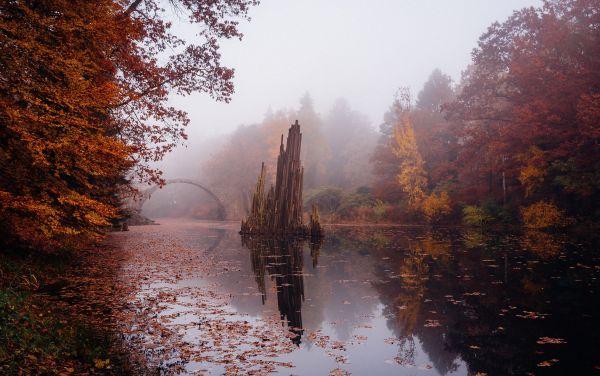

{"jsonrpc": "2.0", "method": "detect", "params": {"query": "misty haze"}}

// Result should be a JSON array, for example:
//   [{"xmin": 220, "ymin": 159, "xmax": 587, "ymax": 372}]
[{"xmin": 1, "ymin": 1, "xmax": 599, "ymax": 375}]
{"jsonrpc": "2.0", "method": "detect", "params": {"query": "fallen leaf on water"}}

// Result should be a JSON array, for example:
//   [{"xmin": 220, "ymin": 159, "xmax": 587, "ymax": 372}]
[
  {"xmin": 424, "ymin": 319, "xmax": 441, "ymax": 328},
  {"xmin": 516, "ymin": 311, "xmax": 548, "ymax": 320},
  {"xmin": 537, "ymin": 359, "xmax": 559, "ymax": 367},
  {"xmin": 536, "ymin": 337, "xmax": 566, "ymax": 345},
  {"xmin": 329, "ymin": 367, "xmax": 351, "ymax": 375}
]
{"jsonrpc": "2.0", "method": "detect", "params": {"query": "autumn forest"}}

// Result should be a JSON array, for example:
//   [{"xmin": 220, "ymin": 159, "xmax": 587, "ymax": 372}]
[{"xmin": 1, "ymin": 0, "xmax": 599, "ymax": 375}]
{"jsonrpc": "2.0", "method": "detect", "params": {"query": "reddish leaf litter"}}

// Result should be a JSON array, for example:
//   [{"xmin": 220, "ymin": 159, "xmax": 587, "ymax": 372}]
[
  {"xmin": 536, "ymin": 337, "xmax": 567, "ymax": 345},
  {"xmin": 57, "ymin": 224, "xmax": 301, "ymax": 374}
]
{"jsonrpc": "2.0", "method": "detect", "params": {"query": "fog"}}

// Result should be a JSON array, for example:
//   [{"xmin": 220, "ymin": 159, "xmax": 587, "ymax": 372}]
[{"xmin": 143, "ymin": 0, "xmax": 542, "ymax": 219}]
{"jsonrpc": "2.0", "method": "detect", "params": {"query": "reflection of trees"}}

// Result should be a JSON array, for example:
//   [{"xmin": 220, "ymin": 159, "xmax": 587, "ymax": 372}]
[
  {"xmin": 371, "ymin": 226, "xmax": 597, "ymax": 375},
  {"xmin": 236, "ymin": 226, "xmax": 597, "ymax": 375},
  {"xmin": 519, "ymin": 229, "xmax": 561, "ymax": 258},
  {"xmin": 392, "ymin": 234, "xmax": 452, "ymax": 335},
  {"xmin": 462, "ymin": 229, "xmax": 490, "ymax": 249},
  {"xmin": 394, "ymin": 248, "xmax": 428, "ymax": 335},
  {"xmin": 243, "ymin": 236, "xmax": 321, "ymax": 345},
  {"xmin": 372, "ymin": 231, "xmax": 461, "ymax": 374}
]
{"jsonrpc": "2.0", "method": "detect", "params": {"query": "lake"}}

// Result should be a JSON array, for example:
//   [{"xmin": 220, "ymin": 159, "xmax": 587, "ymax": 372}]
[{"xmin": 112, "ymin": 219, "xmax": 599, "ymax": 375}]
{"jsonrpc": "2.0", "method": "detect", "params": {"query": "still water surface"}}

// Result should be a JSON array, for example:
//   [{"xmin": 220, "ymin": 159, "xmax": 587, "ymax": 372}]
[{"xmin": 123, "ymin": 220, "xmax": 599, "ymax": 375}]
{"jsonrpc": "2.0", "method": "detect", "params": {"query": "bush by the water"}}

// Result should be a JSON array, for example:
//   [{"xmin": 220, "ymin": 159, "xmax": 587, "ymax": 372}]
[
  {"xmin": 421, "ymin": 192, "xmax": 451, "ymax": 223},
  {"xmin": 521, "ymin": 201, "xmax": 568, "ymax": 228},
  {"xmin": 303, "ymin": 187, "xmax": 344, "ymax": 214},
  {"xmin": 461, "ymin": 198, "xmax": 517, "ymax": 227},
  {"xmin": 462, "ymin": 206, "xmax": 494, "ymax": 227},
  {"xmin": 304, "ymin": 187, "xmax": 390, "ymax": 222}
]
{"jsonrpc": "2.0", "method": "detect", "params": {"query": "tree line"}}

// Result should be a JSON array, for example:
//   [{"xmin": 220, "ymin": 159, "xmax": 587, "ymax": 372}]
[
  {"xmin": 206, "ymin": 0, "xmax": 599, "ymax": 228},
  {"xmin": 378, "ymin": 0, "xmax": 600, "ymax": 227}
]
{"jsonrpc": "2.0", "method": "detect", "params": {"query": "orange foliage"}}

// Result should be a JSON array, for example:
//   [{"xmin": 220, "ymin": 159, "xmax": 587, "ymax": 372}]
[
  {"xmin": 0, "ymin": 1, "xmax": 131, "ymax": 248},
  {"xmin": 518, "ymin": 146, "xmax": 547, "ymax": 198},
  {"xmin": 521, "ymin": 201, "xmax": 566, "ymax": 229},
  {"xmin": 0, "ymin": 0, "xmax": 257, "ymax": 249},
  {"xmin": 421, "ymin": 192, "xmax": 451, "ymax": 223}
]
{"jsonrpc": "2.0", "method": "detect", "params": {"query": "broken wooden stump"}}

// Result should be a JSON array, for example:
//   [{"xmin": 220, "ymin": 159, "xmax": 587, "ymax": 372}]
[{"xmin": 240, "ymin": 120, "xmax": 323, "ymax": 239}]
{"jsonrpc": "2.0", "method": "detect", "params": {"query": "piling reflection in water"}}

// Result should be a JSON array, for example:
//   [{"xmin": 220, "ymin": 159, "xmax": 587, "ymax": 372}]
[{"xmin": 242, "ymin": 236, "xmax": 321, "ymax": 345}]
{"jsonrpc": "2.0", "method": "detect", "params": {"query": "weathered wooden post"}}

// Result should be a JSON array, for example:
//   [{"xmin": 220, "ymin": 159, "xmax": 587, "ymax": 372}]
[{"xmin": 241, "ymin": 120, "xmax": 322, "ymax": 238}]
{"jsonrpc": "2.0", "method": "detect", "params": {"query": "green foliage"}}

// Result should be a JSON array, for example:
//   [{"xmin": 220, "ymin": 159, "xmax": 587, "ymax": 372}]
[
  {"xmin": 0, "ymin": 250, "xmax": 137, "ymax": 374},
  {"xmin": 337, "ymin": 189, "xmax": 378, "ymax": 216},
  {"xmin": 0, "ymin": 290, "xmax": 131, "ymax": 374},
  {"xmin": 481, "ymin": 198, "xmax": 515, "ymax": 223},
  {"xmin": 303, "ymin": 187, "xmax": 343, "ymax": 214},
  {"xmin": 304, "ymin": 186, "xmax": 385, "ymax": 222},
  {"xmin": 373, "ymin": 200, "xmax": 391, "ymax": 221},
  {"xmin": 550, "ymin": 158, "xmax": 600, "ymax": 197},
  {"xmin": 462, "ymin": 199, "xmax": 515, "ymax": 227},
  {"xmin": 462, "ymin": 206, "xmax": 494, "ymax": 227}
]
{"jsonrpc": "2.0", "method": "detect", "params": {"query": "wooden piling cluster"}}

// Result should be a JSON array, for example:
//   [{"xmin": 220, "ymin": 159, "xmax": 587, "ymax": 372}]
[{"xmin": 240, "ymin": 120, "xmax": 322, "ymax": 238}]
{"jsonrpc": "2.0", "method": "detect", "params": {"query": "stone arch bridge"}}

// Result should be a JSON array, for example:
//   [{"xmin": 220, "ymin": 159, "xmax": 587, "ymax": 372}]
[{"xmin": 128, "ymin": 178, "xmax": 227, "ymax": 220}]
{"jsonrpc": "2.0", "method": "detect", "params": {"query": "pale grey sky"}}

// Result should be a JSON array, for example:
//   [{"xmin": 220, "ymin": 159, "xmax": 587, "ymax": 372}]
[{"xmin": 162, "ymin": 0, "xmax": 541, "ymax": 172}]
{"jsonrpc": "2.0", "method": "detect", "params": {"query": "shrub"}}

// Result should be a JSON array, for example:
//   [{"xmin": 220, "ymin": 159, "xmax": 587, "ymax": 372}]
[
  {"xmin": 303, "ymin": 187, "xmax": 343, "ymax": 214},
  {"xmin": 481, "ymin": 198, "xmax": 515, "ymax": 223},
  {"xmin": 462, "ymin": 205, "xmax": 493, "ymax": 226},
  {"xmin": 521, "ymin": 201, "xmax": 567, "ymax": 228},
  {"xmin": 343, "ymin": 206, "xmax": 376, "ymax": 222},
  {"xmin": 373, "ymin": 200, "xmax": 391, "ymax": 221},
  {"xmin": 421, "ymin": 192, "xmax": 451, "ymax": 223},
  {"xmin": 338, "ymin": 190, "xmax": 377, "ymax": 217}
]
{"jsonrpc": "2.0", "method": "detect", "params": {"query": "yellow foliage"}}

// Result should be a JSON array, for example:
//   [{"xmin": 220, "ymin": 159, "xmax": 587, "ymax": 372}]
[
  {"xmin": 520, "ymin": 201, "xmax": 566, "ymax": 228},
  {"xmin": 94, "ymin": 358, "xmax": 110, "ymax": 369},
  {"xmin": 518, "ymin": 146, "xmax": 547, "ymax": 197},
  {"xmin": 421, "ymin": 191, "xmax": 451, "ymax": 223},
  {"xmin": 392, "ymin": 113, "xmax": 427, "ymax": 208}
]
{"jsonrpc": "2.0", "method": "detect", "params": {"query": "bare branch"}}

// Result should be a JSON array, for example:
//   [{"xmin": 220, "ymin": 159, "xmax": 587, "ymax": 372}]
[{"xmin": 123, "ymin": 0, "xmax": 144, "ymax": 17}]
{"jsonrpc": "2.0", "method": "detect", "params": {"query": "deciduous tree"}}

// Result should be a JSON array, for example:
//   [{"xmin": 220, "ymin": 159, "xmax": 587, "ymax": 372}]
[
  {"xmin": 447, "ymin": 0, "xmax": 600, "ymax": 216},
  {"xmin": 0, "ymin": 0, "xmax": 258, "ymax": 248}
]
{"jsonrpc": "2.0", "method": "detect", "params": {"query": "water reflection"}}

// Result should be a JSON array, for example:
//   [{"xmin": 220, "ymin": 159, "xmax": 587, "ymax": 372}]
[
  {"xmin": 209, "ymin": 225, "xmax": 599, "ymax": 375},
  {"xmin": 242, "ymin": 236, "xmax": 322, "ymax": 345},
  {"xmin": 371, "ymin": 231, "xmax": 462, "ymax": 374}
]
